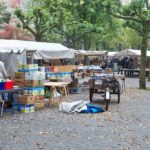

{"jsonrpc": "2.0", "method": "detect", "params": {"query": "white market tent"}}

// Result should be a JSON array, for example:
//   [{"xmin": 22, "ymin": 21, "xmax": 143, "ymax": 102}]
[
  {"xmin": 0, "ymin": 39, "xmax": 74, "ymax": 78},
  {"xmin": 107, "ymin": 51, "xmax": 118, "ymax": 56},
  {"xmin": 0, "ymin": 39, "xmax": 74, "ymax": 59},
  {"xmin": 115, "ymin": 49, "xmax": 150, "ymax": 57},
  {"xmin": 74, "ymin": 50, "xmax": 107, "ymax": 56}
]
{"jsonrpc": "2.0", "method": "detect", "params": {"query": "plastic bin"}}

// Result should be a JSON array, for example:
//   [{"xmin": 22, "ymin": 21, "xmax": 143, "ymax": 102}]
[
  {"xmin": 4, "ymin": 80, "xmax": 14, "ymax": 90},
  {"xmin": 0, "ymin": 82, "xmax": 5, "ymax": 90}
]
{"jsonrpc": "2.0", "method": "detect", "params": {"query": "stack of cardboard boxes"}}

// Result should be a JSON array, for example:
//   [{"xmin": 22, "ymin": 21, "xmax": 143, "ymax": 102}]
[{"xmin": 14, "ymin": 64, "xmax": 45, "ymax": 113}]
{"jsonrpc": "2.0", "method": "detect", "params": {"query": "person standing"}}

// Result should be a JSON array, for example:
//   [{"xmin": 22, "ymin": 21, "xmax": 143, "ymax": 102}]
[{"xmin": 0, "ymin": 59, "xmax": 7, "ymax": 80}]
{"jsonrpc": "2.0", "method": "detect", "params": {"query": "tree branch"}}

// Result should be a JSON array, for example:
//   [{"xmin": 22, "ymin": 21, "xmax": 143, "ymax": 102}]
[
  {"xmin": 18, "ymin": 16, "xmax": 36, "ymax": 36},
  {"xmin": 109, "ymin": 10, "xmax": 142, "ymax": 23},
  {"xmin": 127, "ymin": 24, "xmax": 143, "ymax": 35}
]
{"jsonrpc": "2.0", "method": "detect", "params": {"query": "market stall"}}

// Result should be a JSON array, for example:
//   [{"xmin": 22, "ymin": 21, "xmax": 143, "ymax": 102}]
[
  {"xmin": 74, "ymin": 50, "xmax": 107, "ymax": 65},
  {"xmin": 0, "ymin": 39, "xmax": 75, "ymax": 78},
  {"xmin": 0, "ymin": 39, "xmax": 75, "ymax": 115},
  {"xmin": 115, "ymin": 49, "xmax": 150, "ymax": 77}
]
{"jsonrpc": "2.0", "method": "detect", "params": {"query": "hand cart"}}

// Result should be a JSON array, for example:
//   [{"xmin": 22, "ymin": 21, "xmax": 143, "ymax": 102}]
[{"xmin": 89, "ymin": 75, "xmax": 121, "ymax": 110}]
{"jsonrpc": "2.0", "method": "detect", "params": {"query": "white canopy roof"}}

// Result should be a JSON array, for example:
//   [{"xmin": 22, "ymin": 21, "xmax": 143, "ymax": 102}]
[
  {"xmin": 107, "ymin": 51, "xmax": 118, "ymax": 56},
  {"xmin": 0, "ymin": 39, "xmax": 74, "ymax": 59},
  {"xmin": 74, "ymin": 50, "xmax": 107, "ymax": 56},
  {"xmin": 115, "ymin": 49, "xmax": 150, "ymax": 57}
]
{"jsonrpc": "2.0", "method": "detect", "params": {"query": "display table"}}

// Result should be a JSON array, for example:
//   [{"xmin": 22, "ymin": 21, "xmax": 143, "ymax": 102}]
[
  {"xmin": 119, "ymin": 68, "xmax": 149, "ymax": 77},
  {"xmin": 0, "ymin": 88, "xmax": 24, "ymax": 116},
  {"xmin": 44, "ymin": 82, "xmax": 69, "ymax": 106},
  {"xmin": 0, "ymin": 88, "xmax": 24, "ymax": 94}
]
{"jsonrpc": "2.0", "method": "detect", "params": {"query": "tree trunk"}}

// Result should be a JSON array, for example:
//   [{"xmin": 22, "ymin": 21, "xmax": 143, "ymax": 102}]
[
  {"xmin": 148, "ymin": 60, "xmax": 150, "ymax": 81},
  {"xmin": 139, "ymin": 24, "xmax": 148, "ymax": 89},
  {"xmin": 35, "ymin": 34, "xmax": 42, "ymax": 42},
  {"xmin": 83, "ymin": 35, "xmax": 91, "ymax": 65}
]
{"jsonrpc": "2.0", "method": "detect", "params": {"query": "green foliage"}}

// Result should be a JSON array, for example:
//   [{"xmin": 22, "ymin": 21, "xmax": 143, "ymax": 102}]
[
  {"xmin": 0, "ymin": 3, "xmax": 11, "ymax": 26},
  {"xmin": 14, "ymin": 0, "xmax": 146, "ymax": 51},
  {"xmin": 15, "ymin": 0, "xmax": 59, "ymax": 41}
]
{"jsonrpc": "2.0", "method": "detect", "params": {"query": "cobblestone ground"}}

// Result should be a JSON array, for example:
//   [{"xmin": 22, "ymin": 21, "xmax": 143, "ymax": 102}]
[{"xmin": 0, "ymin": 78, "xmax": 150, "ymax": 150}]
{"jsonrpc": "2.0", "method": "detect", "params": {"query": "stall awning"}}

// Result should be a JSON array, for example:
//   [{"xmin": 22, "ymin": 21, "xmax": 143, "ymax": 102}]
[
  {"xmin": 0, "ymin": 39, "xmax": 74, "ymax": 59},
  {"xmin": 74, "ymin": 50, "xmax": 107, "ymax": 56},
  {"xmin": 115, "ymin": 49, "xmax": 150, "ymax": 57}
]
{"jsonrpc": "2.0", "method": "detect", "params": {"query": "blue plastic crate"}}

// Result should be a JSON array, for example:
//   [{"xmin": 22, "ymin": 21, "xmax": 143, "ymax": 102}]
[
  {"xmin": 69, "ymin": 87, "xmax": 81, "ymax": 94},
  {"xmin": 0, "ymin": 82, "xmax": 5, "ymax": 90}
]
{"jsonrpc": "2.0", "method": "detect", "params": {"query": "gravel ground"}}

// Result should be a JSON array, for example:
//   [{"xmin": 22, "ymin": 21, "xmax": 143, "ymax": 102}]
[{"xmin": 0, "ymin": 78, "xmax": 150, "ymax": 150}]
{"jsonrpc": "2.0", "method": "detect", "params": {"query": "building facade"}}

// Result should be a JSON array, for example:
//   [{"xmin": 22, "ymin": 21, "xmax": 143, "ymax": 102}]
[{"xmin": 0, "ymin": 0, "xmax": 33, "ymax": 40}]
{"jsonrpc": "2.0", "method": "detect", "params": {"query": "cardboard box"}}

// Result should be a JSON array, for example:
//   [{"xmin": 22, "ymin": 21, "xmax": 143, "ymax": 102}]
[
  {"xmin": 19, "ymin": 95, "xmax": 35, "ymax": 105},
  {"xmin": 25, "ymin": 80, "xmax": 44, "ymax": 87},
  {"xmin": 20, "ymin": 105, "xmax": 35, "ymax": 113},
  {"xmin": 24, "ymin": 64, "xmax": 38, "ymax": 70},
  {"xmin": 15, "ymin": 72, "xmax": 25, "ymax": 79},
  {"xmin": 24, "ymin": 87, "xmax": 45, "ymax": 96},
  {"xmin": 14, "ymin": 79, "xmax": 25, "ymax": 87},
  {"xmin": 48, "ymin": 73, "xmax": 57, "ymax": 80},
  {"xmin": 58, "ymin": 65, "xmax": 73, "ymax": 72},
  {"xmin": 25, "ymin": 72, "xmax": 45, "ymax": 80},
  {"xmin": 18, "ymin": 64, "xmax": 38, "ymax": 72},
  {"xmin": 69, "ymin": 78, "xmax": 79, "ymax": 88},
  {"xmin": 50, "ymin": 66, "xmax": 55, "ymax": 72},
  {"xmin": 34, "ymin": 95, "xmax": 45, "ymax": 103},
  {"xmin": 35, "ymin": 102, "xmax": 45, "ymax": 110},
  {"xmin": 45, "ymin": 67, "xmax": 50, "ymax": 72}
]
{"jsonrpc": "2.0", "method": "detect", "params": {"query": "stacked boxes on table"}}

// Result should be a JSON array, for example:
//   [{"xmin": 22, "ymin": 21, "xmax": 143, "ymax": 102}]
[
  {"xmin": 14, "ymin": 64, "xmax": 45, "ymax": 113},
  {"xmin": 44, "ymin": 65, "xmax": 73, "ymax": 98},
  {"xmin": 47, "ymin": 66, "xmax": 73, "ymax": 83}
]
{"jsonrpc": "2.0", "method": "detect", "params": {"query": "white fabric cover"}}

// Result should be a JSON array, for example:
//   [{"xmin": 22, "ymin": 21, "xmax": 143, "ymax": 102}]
[
  {"xmin": 0, "ymin": 39, "xmax": 74, "ymax": 59},
  {"xmin": 75, "ymin": 50, "xmax": 107, "ymax": 56},
  {"xmin": 59, "ymin": 100, "xmax": 90, "ymax": 113},
  {"xmin": 115, "ymin": 49, "xmax": 150, "ymax": 57}
]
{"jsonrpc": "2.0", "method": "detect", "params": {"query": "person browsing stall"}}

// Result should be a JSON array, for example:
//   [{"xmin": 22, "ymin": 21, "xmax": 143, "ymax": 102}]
[{"xmin": 0, "ymin": 59, "xmax": 7, "ymax": 80}]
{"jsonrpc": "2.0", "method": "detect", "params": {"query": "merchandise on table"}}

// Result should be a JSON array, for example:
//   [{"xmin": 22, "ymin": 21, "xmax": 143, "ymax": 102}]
[
  {"xmin": 48, "ymin": 73, "xmax": 56, "ymax": 80},
  {"xmin": 49, "ymin": 65, "xmax": 73, "ymax": 72},
  {"xmin": 57, "ymin": 65, "xmax": 73, "ymax": 72},
  {"xmin": 48, "ymin": 72, "xmax": 72, "ymax": 82}
]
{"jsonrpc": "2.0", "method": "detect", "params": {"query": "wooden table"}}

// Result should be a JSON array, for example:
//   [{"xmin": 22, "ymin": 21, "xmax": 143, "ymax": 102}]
[{"xmin": 44, "ymin": 82, "xmax": 69, "ymax": 106}]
